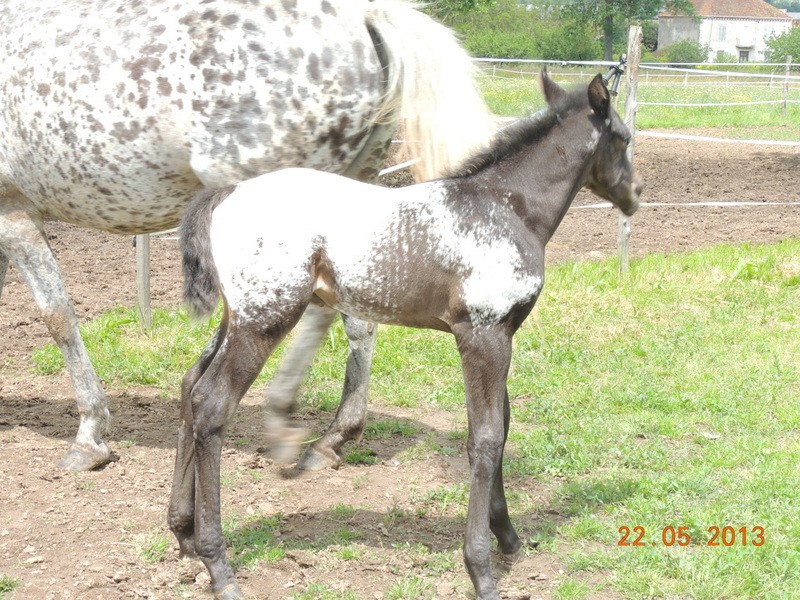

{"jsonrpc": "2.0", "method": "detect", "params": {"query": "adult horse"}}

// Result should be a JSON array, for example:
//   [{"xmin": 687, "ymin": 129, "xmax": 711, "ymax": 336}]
[
  {"xmin": 172, "ymin": 70, "xmax": 642, "ymax": 600},
  {"xmin": 0, "ymin": 0, "xmax": 495, "ymax": 471}
]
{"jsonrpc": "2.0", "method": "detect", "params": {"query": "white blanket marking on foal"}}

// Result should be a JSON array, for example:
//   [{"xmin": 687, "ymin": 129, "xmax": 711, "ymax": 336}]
[{"xmin": 210, "ymin": 169, "xmax": 542, "ymax": 326}]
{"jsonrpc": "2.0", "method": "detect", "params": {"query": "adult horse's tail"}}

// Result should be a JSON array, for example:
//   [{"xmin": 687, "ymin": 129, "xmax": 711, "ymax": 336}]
[
  {"xmin": 365, "ymin": 1, "xmax": 495, "ymax": 181},
  {"xmin": 179, "ymin": 186, "xmax": 235, "ymax": 319}
]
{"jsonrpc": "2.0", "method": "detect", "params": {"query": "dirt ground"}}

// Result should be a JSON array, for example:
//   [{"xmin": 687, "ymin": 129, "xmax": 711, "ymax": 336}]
[{"xmin": 1, "ymin": 133, "xmax": 799, "ymax": 599}]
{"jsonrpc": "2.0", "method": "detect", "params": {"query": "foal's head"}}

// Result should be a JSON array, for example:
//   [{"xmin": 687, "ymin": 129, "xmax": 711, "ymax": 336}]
[{"xmin": 541, "ymin": 71, "xmax": 642, "ymax": 216}]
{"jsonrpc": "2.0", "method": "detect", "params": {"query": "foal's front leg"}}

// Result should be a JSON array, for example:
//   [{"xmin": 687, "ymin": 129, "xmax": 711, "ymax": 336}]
[
  {"xmin": 490, "ymin": 390, "xmax": 523, "ymax": 555},
  {"xmin": 454, "ymin": 323, "xmax": 517, "ymax": 600}
]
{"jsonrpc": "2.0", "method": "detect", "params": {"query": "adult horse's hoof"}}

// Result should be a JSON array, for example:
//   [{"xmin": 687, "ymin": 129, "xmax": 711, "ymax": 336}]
[
  {"xmin": 297, "ymin": 444, "xmax": 342, "ymax": 471},
  {"xmin": 264, "ymin": 418, "xmax": 308, "ymax": 465},
  {"xmin": 56, "ymin": 442, "xmax": 111, "ymax": 472},
  {"xmin": 214, "ymin": 582, "xmax": 244, "ymax": 600}
]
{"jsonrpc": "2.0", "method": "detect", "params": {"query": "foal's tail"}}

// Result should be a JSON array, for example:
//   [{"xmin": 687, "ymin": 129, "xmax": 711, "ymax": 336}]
[
  {"xmin": 364, "ymin": 1, "xmax": 495, "ymax": 181},
  {"xmin": 178, "ymin": 186, "xmax": 234, "ymax": 319}
]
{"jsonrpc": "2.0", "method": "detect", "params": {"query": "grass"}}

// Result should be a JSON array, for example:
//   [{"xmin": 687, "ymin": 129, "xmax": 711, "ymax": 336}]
[
  {"xmin": 0, "ymin": 576, "xmax": 18, "ymax": 599},
  {"xmin": 132, "ymin": 529, "xmax": 171, "ymax": 564},
  {"xmin": 28, "ymin": 238, "xmax": 800, "ymax": 597},
  {"xmin": 223, "ymin": 513, "xmax": 286, "ymax": 570},
  {"xmin": 291, "ymin": 583, "xmax": 357, "ymax": 600},
  {"xmin": 475, "ymin": 66, "xmax": 800, "ymax": 134}
]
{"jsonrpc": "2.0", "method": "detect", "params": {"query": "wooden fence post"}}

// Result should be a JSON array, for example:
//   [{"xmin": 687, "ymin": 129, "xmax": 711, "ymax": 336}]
[
  {"xmin": 135, "ymin": 233, "xmax": 152, "ymax": 329},
  {"xmin": 618, "ymin": 25, "xmax": 642, "ymax": 274},
  {"xmin": 783, "ymin": 55, "xmax": 793, "ymax": 118}
]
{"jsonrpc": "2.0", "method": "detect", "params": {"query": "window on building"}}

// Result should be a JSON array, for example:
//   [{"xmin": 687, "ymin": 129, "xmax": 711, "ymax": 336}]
[
  {"xmin": 739, "ymin": 50, "xmax": 749, "ymax": 62},
  {"xmin": 718, "ymin": 25, "xmax": 726, "ymax": 41}
]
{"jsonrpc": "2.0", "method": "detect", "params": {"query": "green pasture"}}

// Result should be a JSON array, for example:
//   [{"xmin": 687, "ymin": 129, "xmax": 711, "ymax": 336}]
[
  {"xmin": 18, "ymin": 67, "xmax": 800, "ymax": 599},
  {"xmin": 477, "ymin": 64, "xmax": 800, "ymax": 134},
  {"xmin": 30, "ymin": 240, "xmax": 800, "ymax": 598}
]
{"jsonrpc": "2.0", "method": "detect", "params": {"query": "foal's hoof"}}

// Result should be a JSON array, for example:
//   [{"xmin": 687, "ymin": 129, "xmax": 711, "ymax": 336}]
[
  {"xmin": 214, "ymin": 583, "xmax": 244, "ymax": 600},
  {"xmin": 57, "ymin": 442, "xmax": 111, "ymax": 472},
  {"xmin": 297, "ymin": 444, "xmax": 342, "ymax": 471}
]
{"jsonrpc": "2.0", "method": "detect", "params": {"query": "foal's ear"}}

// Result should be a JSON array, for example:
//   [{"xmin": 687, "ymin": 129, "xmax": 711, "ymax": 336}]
[
  {"xmin": 588, "ymin": 73, "xmax": 610, "ymax": 119},
  {"xmin": 539, "ymin": 67, "xmax": 566, "ymax": 106}
]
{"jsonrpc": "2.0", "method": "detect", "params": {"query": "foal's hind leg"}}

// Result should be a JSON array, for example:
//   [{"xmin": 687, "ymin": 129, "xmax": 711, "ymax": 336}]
[
  {"xmin": 0, "ymin": 195, "xmax": 110, "ymax": 471},
  {"xmin": 298, "ymin": 313, "xmax": 377, "ymax": 470},
  {"xmin": 168, "ymin": 317, "xmax": 228, "ymax": 559},
  {"xmin": 193, "ymin": 311, "xmax": 305, "ymax": 600}
]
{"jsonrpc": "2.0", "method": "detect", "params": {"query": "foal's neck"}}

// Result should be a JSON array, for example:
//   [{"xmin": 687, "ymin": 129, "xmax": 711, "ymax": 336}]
[{"xmin": 476, "ymin": 114, "xmax": 599, "ymax": 243}]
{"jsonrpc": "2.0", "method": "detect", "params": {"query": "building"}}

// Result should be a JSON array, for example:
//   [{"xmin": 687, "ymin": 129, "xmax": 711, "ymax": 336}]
[{"xmin": 658, "ymin": 0, "xmax": 792, "ymax": 62}]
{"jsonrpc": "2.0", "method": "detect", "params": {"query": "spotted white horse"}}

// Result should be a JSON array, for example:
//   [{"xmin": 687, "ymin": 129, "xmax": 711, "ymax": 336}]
[{"xmin": 0, "ymin": 0, "xmax": 495, "ymax": 471}]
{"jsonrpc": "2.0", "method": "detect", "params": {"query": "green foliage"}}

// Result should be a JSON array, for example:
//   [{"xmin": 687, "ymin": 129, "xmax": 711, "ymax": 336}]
[
  {"xmin": 291, "ymin": 583, "xmax": 357, "ymax": 600},
  {"xmin": 641, "ymin": 20, "xmax": 658, "ymax": 51},
  {"xmin": 473, "ymin": 66, "xmax": 800, "ymax": 132},
  {"xmin": 362, "ymin": 418, "xmax": 421, "ymax": 440},
  {"xmin": 765, "ymin": 27, "xmax": 800, "ymax": 62},
  {"xmin": 450, "ymin": 0, "xmax": 601, "ymax": 59},
  {"xmin": 23, "ymin": 239, "xmax": 800, "ymax": 598},
  {"xmin": 714, "ymin": 50, "xmax": 737, "ymax": 63},
  {"xmin": 384, "ymin": 575, "xmax": 433, "ymax": 600},
  {"xmin": 223, "ymin": 514, "xmax": 286, "ymax": 570},
  {"xmin": 661, "ymin": 39, "xmax": 710, "ymax": 64},
  {"xmin": 344, "ymin": 447, "xmax": 378, "ymax": 465},
  {"xmin": 767, "ymin": 0, "xmax": 800, "ymax": 9},
  {"xmin": 564, "ymin": 0, "xmax": 696, "ymax": 59},
  {"xmin": 133, "ymin": 530, "xmax": 171, "ymax": 564},
  {"xmin": 0, "ymin": 575, "xmax": 19, "ymax": 597},
  {"xmin": 423, "ymin": 0, "xmax": 493, "ymax": 20},
  {"xmin": 31, "ymin": 305, "xmax": 222, "ymax": 389}
]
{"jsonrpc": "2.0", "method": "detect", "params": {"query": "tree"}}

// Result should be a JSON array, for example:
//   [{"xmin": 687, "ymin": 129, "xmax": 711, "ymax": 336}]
[
  {"xmin": 766, "ymin": 0, "xmax": 800, "ymax": 10},
  {"xmin": 765, "ymin": 28, "xmax": 800, "ymax": 62},
  {"xmin": 566, "ymin": 0, "xmax": 696, "ymax": 60},
  {"xmin": 662, "ymin": 40, "xmax": 709, "ymax": 65},
  {"xmin": 423, "ymin": 0, "xmax": 494, "ymax": 21},
  {"xmin": 447, "ymin": 0, "xmax": 602, "ymax": 60}
]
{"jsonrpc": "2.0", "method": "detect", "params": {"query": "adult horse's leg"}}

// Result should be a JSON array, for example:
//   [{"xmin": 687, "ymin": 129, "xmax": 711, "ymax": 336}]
[
  {"xmin": 263, "ymin": 304, "xmax": 336, "ymax": 464},
  {"xmin": 454, "ymin": 323, "xmax": 515, "ymax": 600},
  {"xmin": 263, "ymin": 124, "xmax": 393, "ymax": 469},
  {"xmin": 168, "ymin": 317, "xmax": 227, "ymax": 559},
  {"xmin": 0, "ymin": 250, "xmax": 8, "ymax": 300},
  {"xmin": 297, "ymin": 313, "xmax": 377, "ymax": 470},
  {"xmin": 0, "ymin": 195, "xmax": 110, "ymax": 471},
  {"xmin": 193, "ymin": 312, "xmax": 304, "ymax": 600}
]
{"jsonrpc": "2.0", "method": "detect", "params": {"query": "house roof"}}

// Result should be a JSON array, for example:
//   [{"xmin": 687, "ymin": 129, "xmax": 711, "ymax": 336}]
[{"xmin": 661, "ymin": 0, "xmax": 792, "ymax": 19}]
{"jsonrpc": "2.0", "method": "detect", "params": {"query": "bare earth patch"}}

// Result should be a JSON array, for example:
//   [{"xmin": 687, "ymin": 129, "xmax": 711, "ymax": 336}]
[{"xmin": 0, "ymin": 135, "xmax": 798, "ymax": 598}]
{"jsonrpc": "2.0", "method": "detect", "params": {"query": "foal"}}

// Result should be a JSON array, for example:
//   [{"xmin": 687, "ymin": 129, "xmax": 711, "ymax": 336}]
[{"xmin": 169, "ymin": 71, "xmax": 641, "ymax": 600}]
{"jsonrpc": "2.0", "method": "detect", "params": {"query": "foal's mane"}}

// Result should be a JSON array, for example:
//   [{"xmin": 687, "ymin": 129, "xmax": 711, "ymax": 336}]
[{"xmin": 446, "ymin": 84, "xmax": 591, "ymax": 179}]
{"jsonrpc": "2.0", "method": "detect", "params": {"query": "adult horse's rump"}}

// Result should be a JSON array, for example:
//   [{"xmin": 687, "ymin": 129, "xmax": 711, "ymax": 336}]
[{"xmin": 0, "ymin": 0, "xmax": 494, "ymax": 470}]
